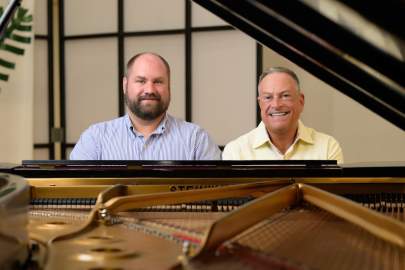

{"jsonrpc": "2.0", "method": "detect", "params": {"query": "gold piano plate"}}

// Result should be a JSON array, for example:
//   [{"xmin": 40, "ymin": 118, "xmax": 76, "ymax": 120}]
[{"xmin": 17, "ymin": 180, "xmax": 404, "ymax": 269}]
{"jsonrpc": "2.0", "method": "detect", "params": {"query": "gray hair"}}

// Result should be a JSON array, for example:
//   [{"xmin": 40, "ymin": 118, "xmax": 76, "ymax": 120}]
[{"xmin": 258, "ymin": 67, "xmax": 300, "ymax": 92}]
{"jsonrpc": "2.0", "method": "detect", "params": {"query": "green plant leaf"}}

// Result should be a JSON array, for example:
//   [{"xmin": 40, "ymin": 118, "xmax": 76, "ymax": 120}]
[
  {"xmin": 0, "ymin": 58, "xmax": 15, "ymax": 69},
  {"xmin": 10, "ymin": 33, "xmax": 31, "ymax": 43},
  {"xmin": 0, "ymin": 6, "xmax": 33, "ymax": 82},
  {"xmin": 0, "ymin": 73, "xmax": 9, "ymax": 81}
]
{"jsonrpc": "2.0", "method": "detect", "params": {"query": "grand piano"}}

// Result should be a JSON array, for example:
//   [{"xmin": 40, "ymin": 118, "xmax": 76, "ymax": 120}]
[{"xmin": 1, "ymin": 1, "xmax": 404, "ymax": 269}]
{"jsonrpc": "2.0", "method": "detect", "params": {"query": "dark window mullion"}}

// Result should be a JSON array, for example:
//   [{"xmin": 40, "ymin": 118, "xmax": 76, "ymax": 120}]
[
  {"xmin": 118, "ymin": 0, "xmax": 124, "ymax": 116},
  {"xmin": 60, "ymin": 0, "xmax": 66, "ymax": 159},
  {"xmin": 185, "ymin": 0, "xmax": 192, "ymax": 122},
  {"xmin": 256, "ymin": 43, "xmax": 262, "ymax": 126},
  {"xmin": 47, "ymin": 0, "xmax": 54, "ymax": 159},
  {"xmin": 34, "ymin": 143, "xmax": 53, "ymax": 148}
]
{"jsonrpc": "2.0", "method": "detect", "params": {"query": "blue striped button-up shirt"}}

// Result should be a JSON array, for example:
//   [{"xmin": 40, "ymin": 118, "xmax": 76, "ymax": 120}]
[{"xmin": 70, "ymin": 114, "xmax": 221, "ymax": 160}]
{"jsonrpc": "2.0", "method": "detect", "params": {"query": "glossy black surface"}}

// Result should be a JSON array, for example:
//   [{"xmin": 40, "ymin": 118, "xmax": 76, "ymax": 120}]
[
  {"xmin": 192, "ymin": 0, "xmax": 405, "ymax": 130},
  {"xmin": 0, "ymin": 160, "xmax": 401, "ymax": 178}
]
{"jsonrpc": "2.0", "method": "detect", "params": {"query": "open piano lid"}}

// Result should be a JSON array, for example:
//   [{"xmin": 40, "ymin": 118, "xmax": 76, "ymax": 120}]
[{"xmin": 192, "ymin": 0, "xmax": 405, "ymax": 131}]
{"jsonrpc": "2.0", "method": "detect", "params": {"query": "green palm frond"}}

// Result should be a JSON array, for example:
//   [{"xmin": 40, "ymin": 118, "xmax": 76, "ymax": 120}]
[{"xmin": 0, "ymin": 6, "xmax": 33, "ymax": 82}]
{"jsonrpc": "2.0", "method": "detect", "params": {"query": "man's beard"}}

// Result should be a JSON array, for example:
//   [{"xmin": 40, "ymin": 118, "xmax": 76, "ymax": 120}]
[{"xmin": 124, "ymin": 91, "xmax": 169, "ymax": 121}]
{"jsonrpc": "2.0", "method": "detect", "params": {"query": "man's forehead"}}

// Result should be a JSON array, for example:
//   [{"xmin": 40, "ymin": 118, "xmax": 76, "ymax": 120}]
[
  {"xmin": 259, "ymin": 73, "xmax": 298, "ymax": 90},
  {"xmin": 133, "ymin": 55, "xmax": 164, "ymax": 68},
  {"xmin": 128, "ymin": 63, "xmax": 165, "ymax": 75},
  {"xmin": 263, "ymin": 72, "xmax": 296, "ymax": 82},
  {"xmin": 133, "ymin": 75, "xmax": 166, "ymax": 80}
]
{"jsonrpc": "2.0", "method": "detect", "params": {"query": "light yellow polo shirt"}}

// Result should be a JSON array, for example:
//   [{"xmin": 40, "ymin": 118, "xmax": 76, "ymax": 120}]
[{"xmin": 222, "ymin": 121, "xmax": 343, "ymax": 163}]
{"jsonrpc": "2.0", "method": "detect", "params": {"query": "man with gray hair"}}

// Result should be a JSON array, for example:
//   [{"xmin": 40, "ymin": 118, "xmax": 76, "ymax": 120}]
[{"xmin": 222, "ymin": 67, "xmax": 343, "ymax": 163}]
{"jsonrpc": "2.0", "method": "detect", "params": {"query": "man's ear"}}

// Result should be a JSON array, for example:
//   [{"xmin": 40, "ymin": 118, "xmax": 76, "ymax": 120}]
[
  {"xmin": 257, "ymin": 96, "xmax": 263, "ymax": 110},
  {"xmin": 300, "ymin": 92, "xmax": 305, "ymax": 106},
  {"xmin": 299, "ymin": 92, "xmax": 305, "ymax": 113},
  {"xmin": 123, "ymin": 76, "xmax": 127, "ymax": 94}
]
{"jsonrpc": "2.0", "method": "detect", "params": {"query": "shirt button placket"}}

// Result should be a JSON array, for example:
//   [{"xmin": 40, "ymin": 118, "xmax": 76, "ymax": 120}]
[
  {"xmin": 142, "ymin": 139, "xmax": 149, "ymax": 159},
  {"xmin": 138, "ymin": 137, "xmax": 146, "ymax": 159}
]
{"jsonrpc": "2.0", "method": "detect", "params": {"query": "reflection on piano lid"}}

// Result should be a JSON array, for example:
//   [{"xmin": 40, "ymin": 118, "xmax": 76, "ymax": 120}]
[
  {"xmin": 12, "ymin": 160, "xmax": 342, "ymax": 178},
  {"xmin": 0, "ymin": 160, "xmax": 400, "ymax": 178},
  {"xmin": 301, "ymin": 0, "xmax": 404, "ymax": 61},
  {"xmin": 192, "ymin": 0, "xmax": 405, "ymax": 130}
]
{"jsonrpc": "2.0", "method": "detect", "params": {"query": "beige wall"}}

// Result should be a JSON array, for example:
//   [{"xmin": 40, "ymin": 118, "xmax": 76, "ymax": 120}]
[{"xmin": 263, "ymin": 48, "xmax": 405, "ymax": 163}]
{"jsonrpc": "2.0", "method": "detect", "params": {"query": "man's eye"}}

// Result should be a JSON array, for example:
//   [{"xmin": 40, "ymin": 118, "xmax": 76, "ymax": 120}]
[
  {"xmin": 154, "ymin": 80, "xmax": 163, "ymax": 84},
  {"xmin": 136, "ymin": 80, "xmax": 145, "ymax": 84}
]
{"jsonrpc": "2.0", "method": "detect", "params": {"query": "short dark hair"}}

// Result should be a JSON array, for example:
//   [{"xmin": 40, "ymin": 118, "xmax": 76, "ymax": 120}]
[
  {"xmin": 125, "ymin": 52, "xmax": 171, "ymax": 79},
  {"xmin": 259, "ymin": 67, "xmax": 300, "ymax": 91}
]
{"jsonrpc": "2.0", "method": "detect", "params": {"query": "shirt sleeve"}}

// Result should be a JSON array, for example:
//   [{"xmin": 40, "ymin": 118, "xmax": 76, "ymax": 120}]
[
  {"xmin": 69, "ymin": 126, "xmax": 100, "ymax": 160},
  {"xmin": 327, "ymin": 137, "xmax": 344, "ymax": 164},
  {"xmin": 194, "ymin": 129, "xmax": 221, "ymax": 160},
  {"xmin": 222, "ymin": 142, "xmax": 236, "ymax": 160}
]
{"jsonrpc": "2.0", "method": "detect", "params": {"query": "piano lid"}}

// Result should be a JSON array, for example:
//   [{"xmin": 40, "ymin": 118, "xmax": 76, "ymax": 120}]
[
  {"xmin": 192, "ymin": 0, "xmax": 405, "ymax": 131},
  {"xmin": 13, "ymin": 159, "xmax": 341, "ymax": 178}
]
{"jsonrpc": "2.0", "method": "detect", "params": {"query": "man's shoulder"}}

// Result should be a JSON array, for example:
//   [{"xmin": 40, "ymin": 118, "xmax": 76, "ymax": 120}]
[
  {"xmin": 222, "ymin": 126, "xmax": 260, "ymax": 160},
  {"xmin": 165, "ymin": 115, "xmax": 220, "ymax": 159},
  {"xmin": 300, "ymin": 122, "xmax": 339, "ymax": 144},
  {"xmin": 167, "ymin": 114, "xmax": 204, "ymax": 132},
  {"xmin": 86, "ymin": 116, "xmax": 127, "ymax": 134},
  {"xmin": 225, "ymin": 126, "xmax": 260, "ymax": 149}
]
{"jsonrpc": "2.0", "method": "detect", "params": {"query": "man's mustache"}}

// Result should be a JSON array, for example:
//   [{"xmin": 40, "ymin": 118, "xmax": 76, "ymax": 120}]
[{"xmin": 139, "ymin": 93, "xmax": 161, "ymax": 101}]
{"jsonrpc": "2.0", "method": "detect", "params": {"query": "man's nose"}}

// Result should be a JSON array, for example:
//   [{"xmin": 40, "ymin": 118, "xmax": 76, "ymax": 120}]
[
  {"xmin": 270, "ymin": 96, "xmax": 281, "ymax": 107},
  {"xmin": 143, "ymin": 81, "xmax": 156, "ymax": 93}
]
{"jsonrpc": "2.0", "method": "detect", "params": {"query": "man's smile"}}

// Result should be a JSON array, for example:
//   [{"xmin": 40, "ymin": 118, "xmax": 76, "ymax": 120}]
[
  {"xmin": 268, "ymin": 111, "xmax": 290, "ymax": 117},
  {"xmin": 139, "ymin": 95, "xmax": 160, "ymax": 102}
]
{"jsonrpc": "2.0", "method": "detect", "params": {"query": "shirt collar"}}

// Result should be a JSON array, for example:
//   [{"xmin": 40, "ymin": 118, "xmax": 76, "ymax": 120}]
[
  {"xmin": 124, "ymin": 114, "xmax": 132, "ymax": 129},
  {"xmin": 296, "ymin": 120, "xmax": 314, "ymax": 144},
  {"xmin": 154, "ymin": 113, "xmax": 169, "ymax": 134},
  {"xmin": 253, "ymin": 122, "xmax": 271, "ymax": 148},
  {"xmin": 125, "ymin": 113, "xmax": 169, "ymax": 137},
  {"xmin": 252, "ymin": 120, "xmax": 314, "ymax": 149}
]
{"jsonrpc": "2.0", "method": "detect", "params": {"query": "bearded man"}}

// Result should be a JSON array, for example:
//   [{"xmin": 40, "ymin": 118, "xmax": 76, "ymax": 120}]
[{"xmin": 70, "ymin": 52, "xmax": 220, "ymax": 160}]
